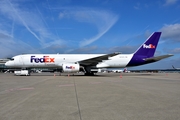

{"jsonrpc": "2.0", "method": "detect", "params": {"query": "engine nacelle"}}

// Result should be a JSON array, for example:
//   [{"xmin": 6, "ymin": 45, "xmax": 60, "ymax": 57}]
[{"xmin": 62, "ymin": 63, "xmax": 80, "ymax": 73}]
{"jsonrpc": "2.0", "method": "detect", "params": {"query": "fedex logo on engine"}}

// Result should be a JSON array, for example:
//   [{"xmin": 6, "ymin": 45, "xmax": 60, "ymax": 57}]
[
  {"xmin": 143, "ymin": 44, "xmax": 155, "ymax": 49},
  {"xmin": 30, "ymin": 56, "xmax": 55, "ymax": 63},
  {"xmin": 66, "ymin": 66, "xmax": 75, "ymax": 69}
]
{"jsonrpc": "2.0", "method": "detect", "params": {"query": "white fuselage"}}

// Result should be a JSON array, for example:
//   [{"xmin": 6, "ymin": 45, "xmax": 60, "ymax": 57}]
[
  {"xmin": 5, "ymin": 54, "xmax": 133, "ymax": 68},
  {"xmin": 5, "ymin": 32, "xmax": 173, "ymax": 75}
]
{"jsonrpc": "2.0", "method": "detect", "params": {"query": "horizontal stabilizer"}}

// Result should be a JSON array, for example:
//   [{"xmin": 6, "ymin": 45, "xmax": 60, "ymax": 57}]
[
  {"xmin": 79, "ymin": 52, "xmax": 121, "ymax": 66},
  {"xmin": 144, "ymin": 54, "xmax": 173, "ymax": 62}
]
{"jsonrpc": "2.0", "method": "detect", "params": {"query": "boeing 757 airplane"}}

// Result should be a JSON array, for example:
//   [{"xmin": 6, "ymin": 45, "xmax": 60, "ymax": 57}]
[
  {"xmin": 5, "ymin": 32, "xmax": 173, "ymax": 75},
  {"xmin": 172, "ymin": 65, "xmax": 180, "ymax": 70}
]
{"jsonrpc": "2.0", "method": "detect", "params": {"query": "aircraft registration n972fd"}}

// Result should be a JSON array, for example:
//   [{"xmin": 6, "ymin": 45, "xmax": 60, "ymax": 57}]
[{"xmin": 5, "ymin": 32, "xmax": 173, "ymax": 75}]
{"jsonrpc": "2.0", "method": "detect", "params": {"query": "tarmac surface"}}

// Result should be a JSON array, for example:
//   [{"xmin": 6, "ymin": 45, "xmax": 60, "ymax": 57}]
[{"xmin": 0, "ymin": 72, "xmax": 180, "ymax": 120}]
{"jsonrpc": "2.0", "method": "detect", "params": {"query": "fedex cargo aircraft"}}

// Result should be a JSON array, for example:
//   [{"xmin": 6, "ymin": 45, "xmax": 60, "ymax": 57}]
[
  {"xmin": 5, "ymin": 32, "xmax": 173, "ymax": 75},
  {"xmin": 172, "ymin": 65, "xmax": 180, "ymax": 70}
]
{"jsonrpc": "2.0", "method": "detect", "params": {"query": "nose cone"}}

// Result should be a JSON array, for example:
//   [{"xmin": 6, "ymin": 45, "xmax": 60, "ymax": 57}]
[
  {"xmin": 5, "ymin": 61, "xmax": 9, "ymax": 66},
  {"xmin": 5, "ymin": 61, "xmax": 14, "ymax": 67}
]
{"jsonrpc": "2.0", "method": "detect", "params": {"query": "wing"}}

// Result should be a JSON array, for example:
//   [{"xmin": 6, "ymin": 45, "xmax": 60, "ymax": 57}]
[
  {"xmin": 144, "ymin": 54, "xmax": 173, "ymax": 62},
  {"xmin": 78, "ymin": 52, "xmax": 120, "ymax": 66}
]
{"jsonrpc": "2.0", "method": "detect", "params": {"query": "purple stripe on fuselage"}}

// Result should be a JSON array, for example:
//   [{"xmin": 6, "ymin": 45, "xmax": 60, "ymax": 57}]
[{"xmin": 127, "ymin": 55, "xmax": 146, "ymax": 67}]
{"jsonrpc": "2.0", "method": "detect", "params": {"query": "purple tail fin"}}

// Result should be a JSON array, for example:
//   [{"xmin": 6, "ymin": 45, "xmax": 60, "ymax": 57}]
[{"xmin": 134, "ymin": 32, "xmax": 161, "ymax": 57}]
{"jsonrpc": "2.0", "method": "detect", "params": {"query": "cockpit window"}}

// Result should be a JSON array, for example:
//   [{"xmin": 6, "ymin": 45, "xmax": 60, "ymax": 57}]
[{"xmin": 9, "ymin": 58, "xmax": 14, "ymax": 61}]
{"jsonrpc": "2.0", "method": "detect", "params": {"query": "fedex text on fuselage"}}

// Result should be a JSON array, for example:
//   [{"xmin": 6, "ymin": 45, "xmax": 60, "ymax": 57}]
[{"xmin": 30, "ymin": 56, "xmax": 55, "ymax": 63}]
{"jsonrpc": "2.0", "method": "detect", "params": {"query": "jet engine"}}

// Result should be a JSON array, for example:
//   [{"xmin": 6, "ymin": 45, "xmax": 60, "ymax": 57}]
[{"xmin": 62, "ymin": 63, "xmax": 80, "ymax": 73}]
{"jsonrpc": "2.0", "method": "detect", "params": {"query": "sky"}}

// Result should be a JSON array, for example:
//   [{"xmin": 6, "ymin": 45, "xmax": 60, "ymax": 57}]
[{"xmin": 0, "ymin": 0, "xmax": 180, "ymax": 69}]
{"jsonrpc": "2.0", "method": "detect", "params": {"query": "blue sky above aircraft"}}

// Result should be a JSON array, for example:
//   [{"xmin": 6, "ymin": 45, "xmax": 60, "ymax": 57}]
[{"xmin": 0, "ymin": 0, "xmax": 180, "ymax": 69}]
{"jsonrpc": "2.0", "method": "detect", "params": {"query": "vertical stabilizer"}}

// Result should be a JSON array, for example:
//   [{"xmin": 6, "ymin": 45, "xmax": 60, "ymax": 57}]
[
  {"xmin": 127, "ymin": 32, "xmax": 162, "ymax": 67},
  {"xmin": 134, "ymin": 32, "xmax": 161, "ymax": 57}
]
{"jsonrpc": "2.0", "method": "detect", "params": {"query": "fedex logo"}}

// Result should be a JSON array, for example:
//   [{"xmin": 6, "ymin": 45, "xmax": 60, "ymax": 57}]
[
  {"xmin": 66, "ymin": 66, "xmax": 75, "ymax": 69},
  {"xmin": 30, "ymin": 56, "xmax": 55, "ymax": 63},
  {"xmin": 143, "ymin": 44, "xmax": 155, "ymax": 49}
]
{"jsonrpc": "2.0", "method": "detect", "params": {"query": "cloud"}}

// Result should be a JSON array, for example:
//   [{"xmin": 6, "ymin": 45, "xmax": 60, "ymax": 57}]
[
  {"xmin": 171, "ymin": 57, "xmax": 180, "ymax": 67},
  {"xmin": 0, "ymin": 30, "xmax": 40, "ymax": 58},
  {"xmin": 0, "ymin": 1, "xmax": 119, "ymax": 56},
  {"xmin": 108, "ymin": 46, "xmax": 137, "ymax": 54},
  {"xmin": 59, "ymin": 8, "xmax": 119, "ymax": 47},
  {"xmin": 65, "ymin": 46, "xmax": 98, "ymax": 54},
  {"xmin": 134, "ymin": 3, "xmax": 141, "ymax": 10},
  {"xmin": 0, "ymin": 0, "xmax": 65, "ymax": 49},
  {"xmin": 80, "ymin": 10, "xmax": 118, "ymax": 47},
  {"xmin": 0, "ymin": 0, "xmax": 41, "ymax": 41},
  {"xmin": 163, "ymin": 0, "xmax": 178, "ymax": 6},
  {"xmin": 171, "ymin": 48, "xmax": 180, "ymax": 54},
  {"xmin": 160, "ymin": 24, "xmax": 180, "ymax": 42},
  {"xmin": 166, "ymin": 48, "xmax": 180, "ymax": 54}
]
